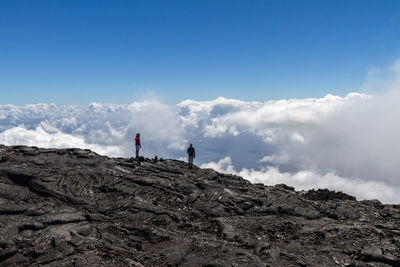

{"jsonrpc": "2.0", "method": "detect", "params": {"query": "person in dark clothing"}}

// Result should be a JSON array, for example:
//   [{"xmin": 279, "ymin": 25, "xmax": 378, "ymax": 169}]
[
  {"xmin": 135, "ymin": 133, "xmax": 141, "ymax": 158},
  {"xmin": 187, "ymin": 144, "xmax": 195, "ymax": 169}
]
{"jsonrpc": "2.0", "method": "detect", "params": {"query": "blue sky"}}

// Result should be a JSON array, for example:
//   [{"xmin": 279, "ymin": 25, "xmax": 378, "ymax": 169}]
[{"xmin": 1, "ymin": 0, "xmax": 400, "ymax": 105}]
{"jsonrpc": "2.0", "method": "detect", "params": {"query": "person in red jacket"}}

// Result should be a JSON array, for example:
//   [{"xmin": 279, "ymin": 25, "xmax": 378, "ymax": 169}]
[{"xmin": 135, "ymin": 133, "xmax": 141, "ymax": 158}]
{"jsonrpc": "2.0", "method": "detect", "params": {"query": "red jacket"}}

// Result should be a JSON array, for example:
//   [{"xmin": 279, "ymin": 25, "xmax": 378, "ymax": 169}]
[{"xmin": 135, "ymin": 137, "xmax": 141, "ymax": 146}]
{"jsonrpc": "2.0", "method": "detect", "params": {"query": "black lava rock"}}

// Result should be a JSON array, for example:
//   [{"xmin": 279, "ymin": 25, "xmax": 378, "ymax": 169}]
[{"xmin": 0, "ymin": 145, "xmax": 399, "ymax": 266}]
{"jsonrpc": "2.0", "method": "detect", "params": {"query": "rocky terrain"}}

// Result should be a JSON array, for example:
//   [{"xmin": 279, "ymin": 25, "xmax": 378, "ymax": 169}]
[{"xmin": 0, "ymin": 144, "xmax": 399, "ymax": 267}]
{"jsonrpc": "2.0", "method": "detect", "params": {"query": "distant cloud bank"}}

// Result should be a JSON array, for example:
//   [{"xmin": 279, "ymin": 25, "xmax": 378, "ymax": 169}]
[{"xmin": 1, "ymin": 92, "xmax": 400, "ymax": 203}]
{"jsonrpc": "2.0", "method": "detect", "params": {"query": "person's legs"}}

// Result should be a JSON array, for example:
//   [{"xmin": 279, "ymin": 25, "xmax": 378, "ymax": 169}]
[
  {"xmin": 188, "ymin": 155, "xmax": 193, "ymax": 169},
  {"xmin": 136, "ymin": 145, "xmax": 140, "ymax": 158}
]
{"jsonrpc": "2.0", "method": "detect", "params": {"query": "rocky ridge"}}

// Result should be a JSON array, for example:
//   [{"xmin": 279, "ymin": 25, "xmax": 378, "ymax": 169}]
[{"xmin": 0, "ymin": 145, "xmax": 399, "ymax": 266}]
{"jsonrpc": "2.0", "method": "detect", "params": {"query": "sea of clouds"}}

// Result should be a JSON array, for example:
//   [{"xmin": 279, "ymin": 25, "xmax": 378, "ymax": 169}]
[
  {"xmin": 2, "ymin": 62, "xmax": 400, "ymax": 203},
  {"xmin": 1, "ymin": 92, "xmax": 400, "ymax": 203}
]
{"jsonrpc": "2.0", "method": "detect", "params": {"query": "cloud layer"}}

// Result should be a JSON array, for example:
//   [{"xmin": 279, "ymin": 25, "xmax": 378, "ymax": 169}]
[{"xmin": 1, "ymin": 91, "xmax": 399, "ymax": 203}]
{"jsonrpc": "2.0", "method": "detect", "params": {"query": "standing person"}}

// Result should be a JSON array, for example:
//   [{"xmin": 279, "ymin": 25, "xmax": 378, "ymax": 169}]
[
  {"xmin": 187, "ymin": 143, "xmax": 195, "ymax": 169},
  {"xmin": 135, "ymin": 133, "xmax": 141, "ymax": 158}
]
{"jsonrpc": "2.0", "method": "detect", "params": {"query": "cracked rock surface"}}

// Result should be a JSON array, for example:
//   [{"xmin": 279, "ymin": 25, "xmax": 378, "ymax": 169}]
[{"xmin": 0, "ymin": 144, "xmax": 399, "ymax": 266}]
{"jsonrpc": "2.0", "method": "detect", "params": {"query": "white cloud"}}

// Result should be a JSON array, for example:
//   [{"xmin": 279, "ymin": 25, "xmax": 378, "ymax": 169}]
[
  {"xmin": 0, "ymin": 99, "xmax": 187, "ymax": 158},
  {"xmin": 201, "ymin": 157, "xmax": 400, "ymax": 203},
  {"xmin": 0, "ymin": 125, "xmax": 121, "ymax": 156},
  {"xmin": 2, "ymin": 60, "xmax": 400, "ymax": 203},
  {"xmin": 1, "ymin": 91, "xmax": 398, "ymax": 203}
]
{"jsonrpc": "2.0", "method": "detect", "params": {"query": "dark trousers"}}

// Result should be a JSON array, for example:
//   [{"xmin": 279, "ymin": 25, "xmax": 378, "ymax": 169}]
[{"xmin": 188, "ymin": 155, "xmax": 194, "ymax": 168}]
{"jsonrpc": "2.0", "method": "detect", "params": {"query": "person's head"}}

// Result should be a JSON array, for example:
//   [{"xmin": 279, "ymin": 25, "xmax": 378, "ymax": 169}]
[
  {"xmin": 190, "ymin": 143, "xmax": 193, "ymax": 147},
  {"xmin": 136, "ymin": 133, "xmax": 140, "ymax": 137}
]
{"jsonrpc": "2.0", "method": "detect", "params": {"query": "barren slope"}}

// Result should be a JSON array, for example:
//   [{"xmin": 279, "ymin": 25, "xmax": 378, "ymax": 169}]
[{"xmin": 0, "ymin": 145, "xmax": 399, "ymax": 266}]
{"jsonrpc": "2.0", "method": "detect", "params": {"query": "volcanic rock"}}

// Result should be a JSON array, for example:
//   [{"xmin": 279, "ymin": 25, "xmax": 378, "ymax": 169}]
[{"xmin": 0, "ymin": 144, "xmax": 399, "ymax": 266}]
